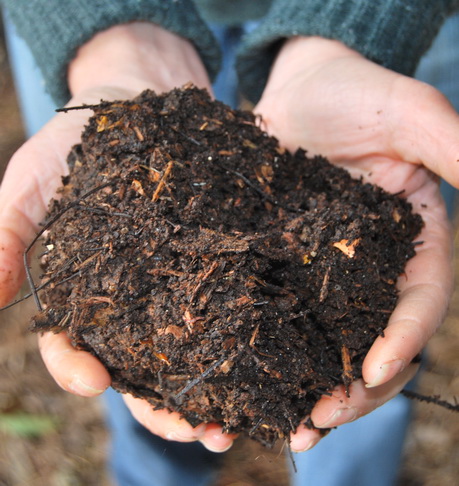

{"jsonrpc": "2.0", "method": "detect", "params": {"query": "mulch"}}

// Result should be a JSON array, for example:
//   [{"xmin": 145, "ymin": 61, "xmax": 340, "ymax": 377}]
[{"xmin": 0, "ymin": 35, "xmax": 457, "ymax": 486}]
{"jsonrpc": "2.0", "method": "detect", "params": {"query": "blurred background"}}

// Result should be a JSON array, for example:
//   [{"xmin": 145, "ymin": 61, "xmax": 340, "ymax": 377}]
[{"xmin": 0, "ymin": 22, "xmax": 458, "ymax": 486}]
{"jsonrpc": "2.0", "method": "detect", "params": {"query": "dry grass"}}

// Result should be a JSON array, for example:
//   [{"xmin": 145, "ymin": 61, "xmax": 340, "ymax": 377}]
[{"xmin": 0, "ymin": 297, "xmax": 111, "ymax": 486}]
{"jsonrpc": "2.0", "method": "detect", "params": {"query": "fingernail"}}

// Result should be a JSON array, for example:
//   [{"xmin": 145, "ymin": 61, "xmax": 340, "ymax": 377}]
[
  {"xmin": 365, "ymin": 359, "xmax": 405, "ymax": 388},
  {"xmin": 199, "ymin": 439, "xmax": 233, "ymax": 453},
  {"xmin": 166, "ymin": 423, "xmax": 206, "ymax": 442},
  {"xmin": 314, "ymin": 407, "xmax": 358, "ymax": 428},
  {"xmin": 68, "ymin": 377, "xmax": 107, "ymax": 396},
  {"xmin": 291, "ymin": 437, "xmax": 320, "ymax": 453}
]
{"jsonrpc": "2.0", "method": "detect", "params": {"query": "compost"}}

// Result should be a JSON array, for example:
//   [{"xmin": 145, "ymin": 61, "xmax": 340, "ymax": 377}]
[{"xmin": 30, "ymin": 85, "xmax": 423, "ymax": 446}]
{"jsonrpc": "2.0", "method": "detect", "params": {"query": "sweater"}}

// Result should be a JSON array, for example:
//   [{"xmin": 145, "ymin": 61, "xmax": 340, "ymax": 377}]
[{"xmin": 1, "ymin": 0, "xmax": 459, "ymax": 105}]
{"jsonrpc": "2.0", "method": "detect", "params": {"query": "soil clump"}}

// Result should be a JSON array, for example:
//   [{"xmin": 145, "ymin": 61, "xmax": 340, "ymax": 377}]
[{"xmin": 30, "ymin": 85, "xmax": 423, "ymax": 447}]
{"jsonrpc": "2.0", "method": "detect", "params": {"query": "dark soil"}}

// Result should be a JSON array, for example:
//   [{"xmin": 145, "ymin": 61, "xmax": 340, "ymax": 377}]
[{"xmin": 30, "ymin": 85, "xmax": 423, "ymax": 447}]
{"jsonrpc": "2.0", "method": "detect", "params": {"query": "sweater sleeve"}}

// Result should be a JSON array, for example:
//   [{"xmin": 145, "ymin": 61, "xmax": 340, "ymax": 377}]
[
  {"xmin": 236, "ymin": 0, "xmax": 459, "ymax": 103},
  {"xmin": 0, "ymin": 0, "xmax": 221, "ymax": 105}
]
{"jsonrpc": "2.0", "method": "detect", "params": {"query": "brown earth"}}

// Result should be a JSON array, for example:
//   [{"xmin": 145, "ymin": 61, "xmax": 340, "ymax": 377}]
[
  {"xmin": 31, "ymin": 86, "xmax": 421, "ymax": 448},
  {"xmin": 0, "ymin": 30, "xmax": 457, "ymax": 486}
]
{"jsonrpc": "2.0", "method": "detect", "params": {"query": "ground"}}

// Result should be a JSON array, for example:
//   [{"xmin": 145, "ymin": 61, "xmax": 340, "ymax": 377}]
[{"xmin": 0, "ymin": 29, "xmax": 457, "ymax": 486}]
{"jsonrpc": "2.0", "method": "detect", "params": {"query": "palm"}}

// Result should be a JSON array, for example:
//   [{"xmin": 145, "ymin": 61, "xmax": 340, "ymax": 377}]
[
  {"xmin": 0, "ymin": 87, "xmax": 136, "ymax": 305},
  {"xmin": 0, "ymin": 85, "xmax": 235, "ymax": 452},
  {"xmin": 255, "ymin": 40, "xmax": 456, "ymax": 435}
]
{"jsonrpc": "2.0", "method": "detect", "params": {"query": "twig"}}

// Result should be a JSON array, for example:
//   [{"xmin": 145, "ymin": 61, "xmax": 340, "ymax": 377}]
[
  {"xmin": 55, "ymin": 104, "xmax": 101, "ymax": 113},
  {"xmin": 249, "ymin": 402, "xmax": 270, "ymax": 437},
  {"xmin": 22, "ymin": 182, "xmax": 115, "ymax": 311},
  {"xmin": 220, "ymin": 165, "xmax": 304, "ymax": 213},
  {"xmin": 340, "ymin": 344, "xmax": 353, "ymax": 397},
  {"xmin": 75, "ymin": 205, "xmax": 133, "ymax": 219},
  {"xmin": 152, "ymin": 160, "xmax": 174, "ymax": 202},
  {"xmin": 170, "ymin": 126, "xmax": 201, "ymax": 146},
  {"xmin": 173, "ymin": 356, "xmax": 225, "ymax": 401},
  {"xmin": 0, "ymin": 256, "xmax": 79, "ymax": 311},
  {"xmin": 249, "ymin": 417, "xmax": 265, "ymax": 437},
  {"xmin": 286, "ymin": 441, "xmax": 297, "ymax": 473},
  {"xmin": 319, "ymin": 267, "xmax": 331, "ymax": 303},
  {"xmin": 401, "ymin": 389, "xmax": 459, "ymax": 413}
]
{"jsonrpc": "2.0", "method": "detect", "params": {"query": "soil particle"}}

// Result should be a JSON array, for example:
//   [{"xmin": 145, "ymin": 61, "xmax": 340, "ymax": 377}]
[{"xmin": 30, "ymin": 85, "xmax": 423, "ymax": 447}]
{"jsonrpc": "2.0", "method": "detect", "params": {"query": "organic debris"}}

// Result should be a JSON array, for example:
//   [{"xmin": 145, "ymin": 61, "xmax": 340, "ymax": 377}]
[{"xmin": 30, "ymin": 85, "xmax": 423, "ymax": 447}]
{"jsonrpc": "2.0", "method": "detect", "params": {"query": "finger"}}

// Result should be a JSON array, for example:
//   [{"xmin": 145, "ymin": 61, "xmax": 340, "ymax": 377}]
[
  {"xmin": 199, "ymin": 423, "xmax": 237, "ymax": 453},
  {"xmin": 122, "ymin": 394, "xmax": 206, "ymax": 442},
  {"xmin": 38, "ymin": 331, "xmax": 111, "ymax": 396},
  {"xmin": 362, "ymin": 203, "xmax": 453, "ymax": 387},
  {"xmin": 122, "ymin": 395, "xmax": 237, "ymax": 452},
  {"xmin": 311, "ymin": 363, "xmax": 419, "ymax": 429},
  {"xmin": 289, "ymin": 422, "xmax": 322, "ymax": 453}
]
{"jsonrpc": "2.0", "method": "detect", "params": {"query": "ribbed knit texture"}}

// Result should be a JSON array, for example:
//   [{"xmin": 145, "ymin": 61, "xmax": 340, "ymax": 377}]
[
  {"xmin": 194, "ymin": 0, "xmax": 272, "ymax": 25},
  {"xmin": 237, "ymin": 0, "xmax": 459, "ymax": 102},
  {"xmin": 1, "ymin": 0, "xmax": 221, "ymax": 105},
  {"xmin": 2, "ymin": 0, "xmax": 459, "ymax": 104}
]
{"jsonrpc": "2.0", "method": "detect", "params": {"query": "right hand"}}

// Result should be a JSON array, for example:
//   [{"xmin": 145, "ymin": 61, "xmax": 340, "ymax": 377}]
[{"xmin": 0, "ymin": 21, "xmax": 235, "ymax": 453}]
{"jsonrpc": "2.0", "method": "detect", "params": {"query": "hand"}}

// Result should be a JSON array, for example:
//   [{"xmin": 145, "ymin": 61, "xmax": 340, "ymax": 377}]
[
  {"xmin": 0, "ymin": 22, "xmax": 234, "ymax": 453},
  {"xmin": 255, "ymin": 36, "xmax": 456, "ymax": 451}
]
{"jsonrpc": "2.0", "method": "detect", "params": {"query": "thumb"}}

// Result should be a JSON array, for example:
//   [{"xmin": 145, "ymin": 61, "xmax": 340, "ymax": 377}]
[
  {"xmin": 38, "ymin": 331, "xmax": 111, "ymax": 396},
  {"xmin": 388, "ymin": 78, "xmax": 459, "ymax": 188}
]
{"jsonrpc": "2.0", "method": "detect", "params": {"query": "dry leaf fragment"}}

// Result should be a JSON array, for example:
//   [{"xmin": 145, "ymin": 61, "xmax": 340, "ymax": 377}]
[
  {"xmin": 242, "ymin": 139, "xmax": 257, "ymax": 149},
  {"xmin": 131, "ymin": 179, "xmax": 146, "ymax": 196},
  {"xmin": 133, "ymin": 126, "xmax": 145, "ymax": 141},
  {"xmin": 154, "ymin": 352, "xmax": 171, "ymax": 365},
  {"xmin": 164, "ymin": 325, "xmax": 186, "ymax": 339},
  {"xmin": 333, "ymin": 239, "xmax": 360, "ymax": 258},
  {"xmin": 275, "ymin": 146, "xmax": 286, "ymax": 155},
  {"xmin": 96, "ymin": 115, "xmax": 109, "ymax": 132},
  {"xmin": 255, "ymin": 164, "xmax": 274, "ymax": 184},
  {"xmin": 220, "ymin": 360, "xmax": 234, "ymax": 374}
]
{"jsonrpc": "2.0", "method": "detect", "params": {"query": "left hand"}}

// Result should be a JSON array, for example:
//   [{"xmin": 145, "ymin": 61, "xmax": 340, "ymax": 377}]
[{"xmin": 254, "ymin": 36, "xmax": 457, "ymax": 452}]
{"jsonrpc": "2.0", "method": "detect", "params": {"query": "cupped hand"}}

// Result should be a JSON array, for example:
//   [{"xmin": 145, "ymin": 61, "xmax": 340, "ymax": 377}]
[
  {"xmin": 255, "ymin": 36, "xmax": 457, "ymax": 451},
  {"xmin": 0, "ymin": 22, "xmax": 234, "ymax": 453},
  {"xmin": 0, "ymin": 86, "xmax": 138, "ymax": 395}
]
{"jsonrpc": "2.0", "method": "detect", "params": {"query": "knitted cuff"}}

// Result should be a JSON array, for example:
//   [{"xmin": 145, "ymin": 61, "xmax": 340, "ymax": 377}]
[
  {"xmin": 237, "ymin": 0, "xmax": 458, "ymax": 103},
  {"xmin": 3, "ymin": 0, "xmax": 221, "ymax": 105}
]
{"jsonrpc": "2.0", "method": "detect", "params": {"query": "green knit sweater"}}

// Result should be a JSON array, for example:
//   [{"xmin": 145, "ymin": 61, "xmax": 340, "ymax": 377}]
[{"xmin": 1, "ymin": 0, "xmax": 458, "ymax": 104}]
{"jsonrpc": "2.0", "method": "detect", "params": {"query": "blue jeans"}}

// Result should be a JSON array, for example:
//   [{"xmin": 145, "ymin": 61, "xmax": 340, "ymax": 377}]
[
  {"xmin": 103, "ymin": 388, "xmax": 222, "ymax": 486},
  {"xmin": 5, "ymin": 10, "xmax": 459, "ymax": 486},
  {"xmin": 414, "ymin": 15, "xmax": 459, "ymax": 218}
]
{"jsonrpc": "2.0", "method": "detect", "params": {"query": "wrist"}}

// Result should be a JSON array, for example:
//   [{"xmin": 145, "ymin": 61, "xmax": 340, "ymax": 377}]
[
  {"xmin": 68, "ymin": 22, "xmax": 211, "ymax": 97},
  {"xmin": 264, "ymin": 36, "xmax": 363, "ymax": 93}
]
